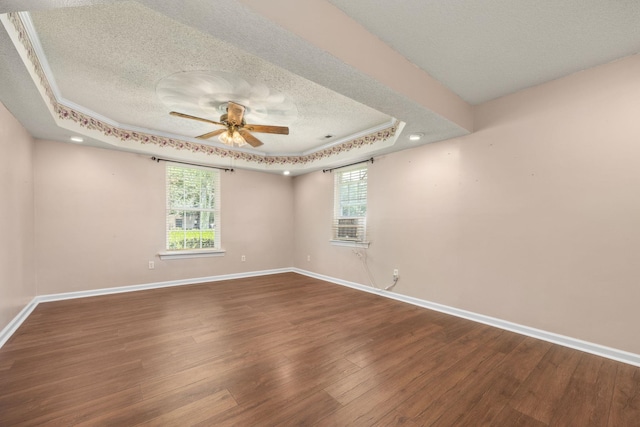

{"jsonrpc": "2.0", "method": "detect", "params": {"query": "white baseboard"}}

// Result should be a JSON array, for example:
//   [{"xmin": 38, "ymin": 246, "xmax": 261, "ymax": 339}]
[
  {"xmin": 292, "ymin": 268, "xmax": 640, "ymax": 368},
  {"xmin": 3, "ymin": 267, "xmax": 640, "ymax": 368},
  {"xmin": 0, "ymin": 268, "xmax": 290, "ymax": 348},
  {"xmin": 0, "ymin": 299, "xmax": 39, "ymax": 348},
  {"xmin": 35, "ymin": 268, "xmax": 291, "ymax": 303}
]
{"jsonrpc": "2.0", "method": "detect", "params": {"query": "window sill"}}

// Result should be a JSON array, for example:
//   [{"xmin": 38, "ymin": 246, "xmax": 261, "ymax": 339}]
[
  {"xmin": 158, "ymin": 249, "xmax": 226, "ymax": 260},
  {"xmin": 329, "ymin": 240, "xmax": 370, "ymax": 248}
]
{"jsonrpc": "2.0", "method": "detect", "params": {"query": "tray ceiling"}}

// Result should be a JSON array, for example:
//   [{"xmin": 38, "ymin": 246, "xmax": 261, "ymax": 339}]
[
  {"xmin": 29, "ymin": 2, "xmax": 393, "ymax": 155},
  {"xmin": 1, "ymin": 0, "xmax": 639, "ymax": 174}
]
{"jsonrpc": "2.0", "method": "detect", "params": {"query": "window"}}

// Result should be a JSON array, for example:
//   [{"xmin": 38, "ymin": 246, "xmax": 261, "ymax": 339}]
[
  {"xmin": 332, "ymin": 165, "xmax": 367, "ymax": 243},
  {"xmin": 166, "ymin": 164, "xmax": 220, "ymax": 251}
]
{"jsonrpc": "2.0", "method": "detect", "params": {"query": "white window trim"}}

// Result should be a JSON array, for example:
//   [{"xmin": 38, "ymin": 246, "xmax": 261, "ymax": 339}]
[
  {"xmin": 329, "ymin": 240, "xmax": 370, "ymax": 248},
  {"xmin": 158, "ymin": 249, "xmax": 226, "ymax": 260},
  {"xmin": 332, "ymin": 164, "xmax": 368, "ymax": 244},
  {"xmin": 165, "ymin": 163, "xmax": 221, "ymax": 252}
]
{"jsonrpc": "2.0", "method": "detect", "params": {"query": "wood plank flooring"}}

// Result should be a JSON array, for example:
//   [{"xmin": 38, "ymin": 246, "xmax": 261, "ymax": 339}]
[{"xmin": 0, "ymin": 272, "xmax": 639, "ymax": 426}]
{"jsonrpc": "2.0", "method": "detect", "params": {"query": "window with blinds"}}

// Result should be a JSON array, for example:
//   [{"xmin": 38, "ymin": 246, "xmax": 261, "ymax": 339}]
[
  {"xmin": 166, "ymin": 164, "xmax": 220, "ymax": 250},
  {"xmin": 333, "ymin": 165, "xmax": 367, "ymax": 242}
]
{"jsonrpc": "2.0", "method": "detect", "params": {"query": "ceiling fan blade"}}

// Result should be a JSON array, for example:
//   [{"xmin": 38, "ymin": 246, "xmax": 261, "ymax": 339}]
[
  {"xmin": 226, "ymin": 101, "xmax": 246, "ymax": 125},
  {"xmin": 195, "ymin": 129, "xmax": 227, "ymax": 140},
  {"xmin": 170, "ymin": 111, "xmax": 224, "ymax": 126},
  {"xmin": 244, "ymin": 124, "xmax": 289, "ymax": 135},
  {"xmin": 238, "ymin": 129, "xmax": 263, "ymax": 147}
]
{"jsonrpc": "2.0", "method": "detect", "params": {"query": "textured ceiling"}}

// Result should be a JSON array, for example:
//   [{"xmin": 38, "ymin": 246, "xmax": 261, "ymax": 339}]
[
  {"xmin": 329, "ymin": 0, "xmax": 640, "ymax": 104},
  {"xmin": 1, "ymin": 0, "xmax": 640, "ymax": 174},
  {"xmin": 29, "ymin": 2, "xmax": 393, "ymax": 155}
]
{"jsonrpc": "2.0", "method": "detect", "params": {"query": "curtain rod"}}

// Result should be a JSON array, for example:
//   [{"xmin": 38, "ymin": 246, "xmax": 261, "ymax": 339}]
[
  {"xmin": 151, "ymin": 157, "xmax": 234, "ymax": 172},
  {"xmin": 322, "ymin": 157, "xmax": 374, "ymax": 173}
]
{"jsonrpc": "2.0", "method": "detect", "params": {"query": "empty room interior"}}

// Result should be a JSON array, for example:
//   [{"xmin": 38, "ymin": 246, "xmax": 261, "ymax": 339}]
[{"xmin": 1, "ymin": 1, "xmax": 640, "ymax": 425}]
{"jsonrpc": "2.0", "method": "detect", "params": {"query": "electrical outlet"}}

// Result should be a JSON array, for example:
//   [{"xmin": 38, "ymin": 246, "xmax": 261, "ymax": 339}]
[
  {"xmin": 393, "ymin": 269, "xmax": 399, "ymax": 277},
  {"xmin": 148, "ymin": 261, "xmax": 155, "ymax": 270},
  {"xmin": 241, "ymin": 255, "xmax": 246, "ymax": 262},
  {"xmin": 307, "ymin": 255, "xmax": 311, "ymax": 261}
]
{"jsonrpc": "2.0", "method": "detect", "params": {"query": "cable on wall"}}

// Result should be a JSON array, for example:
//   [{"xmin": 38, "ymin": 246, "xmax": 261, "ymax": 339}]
[
  {"xmin": 151, "ymin": 156, "xmax": 234, "ymax": 172},
  {"xmin": 353, "ymin": 248, "xmax": 399, "ymax": 291}
]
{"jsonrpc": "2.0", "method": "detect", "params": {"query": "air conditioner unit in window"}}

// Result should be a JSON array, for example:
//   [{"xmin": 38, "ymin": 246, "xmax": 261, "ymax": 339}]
[{"xmin": 336, "ymin": 218, "xmax": 362, "ymax": 240}]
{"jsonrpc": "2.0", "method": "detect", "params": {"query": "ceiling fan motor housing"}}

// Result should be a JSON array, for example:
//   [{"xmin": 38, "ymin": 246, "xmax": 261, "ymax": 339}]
[{"xmin": 220, "ymin": 113, "xmax": 245, "ymax": 127}]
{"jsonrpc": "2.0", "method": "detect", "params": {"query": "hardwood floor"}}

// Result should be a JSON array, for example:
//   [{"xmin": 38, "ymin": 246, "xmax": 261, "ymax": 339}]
[{"xmin": 0, "ymin": 272, "xmax": 638, "ymax": 426}]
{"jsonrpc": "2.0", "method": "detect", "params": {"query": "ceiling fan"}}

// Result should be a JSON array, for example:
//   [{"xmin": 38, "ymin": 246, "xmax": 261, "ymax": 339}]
[{"xmin": 170, "ymin": 101, "xmax": 289, "ymax": 148}]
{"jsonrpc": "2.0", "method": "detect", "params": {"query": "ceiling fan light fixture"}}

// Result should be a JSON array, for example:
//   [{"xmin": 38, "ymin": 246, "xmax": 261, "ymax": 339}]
[
  {"xmin": 218, "ymin": 130, "xmax": 248, "ymax": 147},
  {"xmin": 218, "ymin": 130, "xmax": 232, "ymax": 145},
  {"xmin": 172, "ymin": 101, "xmax": 287, "ymax": 148},
  {"xmin": 232, "ymin": 131, "xmax": 247, "ymax": 147}
]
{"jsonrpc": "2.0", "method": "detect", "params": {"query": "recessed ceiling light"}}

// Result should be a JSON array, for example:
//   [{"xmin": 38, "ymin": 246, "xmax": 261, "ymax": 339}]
[
  {"xmin": 283, "ymin": 170, "xmax": 291, "ymax": 176},
  {"xmin": 409, "ymin": 133, "xmax": 424, "ymax": 141},
  {"xmin": 70, "ymin": 136, "xmax": 84, "ymax": 143}
]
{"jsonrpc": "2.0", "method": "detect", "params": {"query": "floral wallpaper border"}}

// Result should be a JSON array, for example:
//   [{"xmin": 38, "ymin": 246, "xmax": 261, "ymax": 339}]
[{"xmin": 7, "ymin": 12, "xmax": 398, "ymax": 166}]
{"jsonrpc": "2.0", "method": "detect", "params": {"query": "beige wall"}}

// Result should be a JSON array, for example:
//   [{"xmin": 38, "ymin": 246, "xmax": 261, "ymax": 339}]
[
  {"xmin": 4, "ymin": 54, "xmax": 640, "ymax": 356},
  {"xmin": 294, "ymin": 54, "xmax": 640, "ymax": 354},
  {"xmin": 0, "ymin": 103, "xmax": 36, "ymax": 330},
  {"xmin": 34, "ymin": 140, "xmax": 294, "ymax": 294}
]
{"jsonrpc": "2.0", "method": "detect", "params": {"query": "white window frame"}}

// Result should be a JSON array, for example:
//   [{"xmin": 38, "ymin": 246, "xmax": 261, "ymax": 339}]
[
  {"xmin": 159, "ymin": 163, "xmax": 224, "ymax": 260},
  {"xmin": 331, "ymin": 165, "xmax": 369, "ymax": 247}
]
